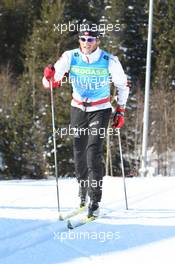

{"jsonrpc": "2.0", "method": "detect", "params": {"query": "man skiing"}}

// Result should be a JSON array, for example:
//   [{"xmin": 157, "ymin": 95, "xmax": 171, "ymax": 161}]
[{"xmin": 43, "ymin": 23, "xmax": 129, "ymax": 218}]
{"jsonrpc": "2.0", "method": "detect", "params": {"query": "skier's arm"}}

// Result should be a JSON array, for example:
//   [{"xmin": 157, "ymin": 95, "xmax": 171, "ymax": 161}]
[
  {"xmin": 42, "ymin": 51, "xmax": 71, "ymax": 89},
  {"xmin": 108, "ymin": 56, "xmax": 129, "ymax": 128},
  {"xmin": 108, "ymin": 55, "xmax": 129, "ymax": 107}
]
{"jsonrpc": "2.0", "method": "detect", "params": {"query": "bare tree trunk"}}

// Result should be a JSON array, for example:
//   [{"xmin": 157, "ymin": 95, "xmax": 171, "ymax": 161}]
[{"xmin": 164, "ymin": 97, "xmax": 169, "ymax": 176}]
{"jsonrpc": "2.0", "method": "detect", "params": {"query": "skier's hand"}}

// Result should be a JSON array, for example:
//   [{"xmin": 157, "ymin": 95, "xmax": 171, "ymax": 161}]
[
  {"xmin": 43, "ymin": 64, "xmax": 61, "ymax": 89},
  {"xmin": 44, "ymin": 64, "xmax": 55, "ymax": 80},
  {"xmin": 42, "ymin": 76, "xmax": 61, "ymax": 89},
  {"xmin": 112, "ymin": 106, "xmax": 125, "ymax": 129}
]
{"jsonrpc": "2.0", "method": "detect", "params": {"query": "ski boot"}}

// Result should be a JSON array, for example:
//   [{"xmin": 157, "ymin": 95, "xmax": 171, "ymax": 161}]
[{"xmin": 87, "ymin": 201, "xmax": 99, "ymax": 218}]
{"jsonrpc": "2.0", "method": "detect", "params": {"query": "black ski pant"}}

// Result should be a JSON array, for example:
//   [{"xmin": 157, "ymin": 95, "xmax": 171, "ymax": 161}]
[{"xmin": 71, "ymin": 106, "xmax": 112, "ymax": 203}]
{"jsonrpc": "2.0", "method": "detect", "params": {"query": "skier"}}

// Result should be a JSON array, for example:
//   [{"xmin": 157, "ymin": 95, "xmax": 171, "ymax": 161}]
[{"xmin": 42, "ymin": 23, "xmax": 129, "ymax": 218}]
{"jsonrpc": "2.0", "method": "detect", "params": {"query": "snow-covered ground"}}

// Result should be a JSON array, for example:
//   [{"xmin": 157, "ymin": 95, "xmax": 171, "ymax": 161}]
[{"xmin": 0, "ymin": 176, "xmax": 175, "ymax": 264}]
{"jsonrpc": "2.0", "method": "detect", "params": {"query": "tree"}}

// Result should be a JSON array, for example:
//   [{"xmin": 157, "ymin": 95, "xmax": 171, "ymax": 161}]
[
  {"xmin": 0, "ymin": 0, "xmax": 42, "ymax": 74},
  {"xmin": 0, "ymin": 65, "xmax": 18, "ymax": 178},
  {"xmin": 148, "ymin": 0, "xmax": 175, "ymax": 175}
]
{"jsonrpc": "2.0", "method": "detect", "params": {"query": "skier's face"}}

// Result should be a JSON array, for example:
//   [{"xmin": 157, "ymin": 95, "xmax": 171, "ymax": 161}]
[{"xmin": 79, "ymin": 36, "xmax": 99, "ymax": 54}]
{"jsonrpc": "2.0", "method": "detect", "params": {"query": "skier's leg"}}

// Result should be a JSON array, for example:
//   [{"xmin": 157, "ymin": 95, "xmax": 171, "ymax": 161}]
[
  {"xmin": 87, "ymin": 108, "xmax": 111, "ymax": 216},
  {"xmin": 70, "ymin": 107, "xmax": 88, "ymax": 206}
]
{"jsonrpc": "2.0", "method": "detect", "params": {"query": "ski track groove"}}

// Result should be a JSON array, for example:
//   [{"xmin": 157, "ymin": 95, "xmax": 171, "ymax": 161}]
[
  {"xmin": 0, "ymin": 220, "xmax": 67, "ymax": 260},
  {"xmin": 0, "ymin": 221, "xmax": 54, "ymax": 241},
  {"xmin": 0, "ymin": 207, "xmax": 114, "ymax": 260}
]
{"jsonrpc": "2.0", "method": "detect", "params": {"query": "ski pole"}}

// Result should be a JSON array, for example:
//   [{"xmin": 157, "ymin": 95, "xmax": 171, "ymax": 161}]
[
  {"xmin": 49, "ymin": 79, "xmax": 63, "ymax": 220},
  {"xmin": 117, "ymin": 128, "xmax": 128, "ymax": 210}
]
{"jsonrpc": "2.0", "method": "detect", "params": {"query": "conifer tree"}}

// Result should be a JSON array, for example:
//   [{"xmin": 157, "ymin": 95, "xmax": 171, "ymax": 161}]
[
  {"xmin": 0, "ymin": 0, "xmax": 42, "ymax": 74},
  {"xmin": 7, "ymin": 0, "xmax": 71, "ymax": 178}
]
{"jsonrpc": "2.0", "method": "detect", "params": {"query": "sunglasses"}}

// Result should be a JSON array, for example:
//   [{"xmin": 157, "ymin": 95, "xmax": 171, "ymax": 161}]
[{"xmin": 79, "ymin": 37, "xmax": 96, "ymax": 43}]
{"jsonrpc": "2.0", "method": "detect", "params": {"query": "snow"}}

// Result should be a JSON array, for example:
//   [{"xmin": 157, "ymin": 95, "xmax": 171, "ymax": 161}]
[{"xmin": 0, "ymin": 176, "xmax": 175, "ymax": 264}]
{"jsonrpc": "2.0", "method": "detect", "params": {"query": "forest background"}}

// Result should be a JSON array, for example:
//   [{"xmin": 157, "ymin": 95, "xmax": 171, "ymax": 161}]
[{"xmin": 0, "ymin": 0, "xmax": 175, "ymax": 179}]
